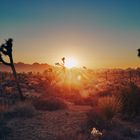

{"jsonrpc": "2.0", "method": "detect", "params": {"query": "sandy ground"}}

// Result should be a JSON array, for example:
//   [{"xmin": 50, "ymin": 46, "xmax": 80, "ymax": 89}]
[
  {"xmin": 5, "ymin": 103, "xmax": 92, "ymax": 140},
  {"xmin": 3, "ymin": 103, "xmax": 140, "ymax": 140}
]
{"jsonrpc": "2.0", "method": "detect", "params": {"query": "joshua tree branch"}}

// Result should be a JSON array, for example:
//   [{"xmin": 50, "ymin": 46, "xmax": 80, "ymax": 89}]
[
  {"xmin": 0, "ymin": 44, "xmax": 8, "ymax": 55},
  {"xmin": 0, "ymin": 54, "xmax": 11, "ymax": 66}
]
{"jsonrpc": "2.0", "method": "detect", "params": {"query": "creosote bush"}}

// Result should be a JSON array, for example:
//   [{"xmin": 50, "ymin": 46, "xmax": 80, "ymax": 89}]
[{"xmin": 33, "ymin": 96, "xmax": 68, "ymax": 111}]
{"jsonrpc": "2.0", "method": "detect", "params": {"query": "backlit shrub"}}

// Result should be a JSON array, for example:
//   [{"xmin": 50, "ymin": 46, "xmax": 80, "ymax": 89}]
[
  {"xmin": 98, "ymin": 96, "xmax": 122, "ymax": 121},
  {"xmin": 33, "ymin": 96, "xmax": 68, "ymax": 111}
]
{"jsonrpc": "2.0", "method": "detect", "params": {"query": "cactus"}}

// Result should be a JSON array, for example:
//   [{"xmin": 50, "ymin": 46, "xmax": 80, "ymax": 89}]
[{"xmin": 0, "ymin": 38, "xmax": 24, "ymax": 100}]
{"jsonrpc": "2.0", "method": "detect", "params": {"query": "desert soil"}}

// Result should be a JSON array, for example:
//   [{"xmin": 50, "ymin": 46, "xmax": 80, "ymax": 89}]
[
  {"xmin": 6, "ymin": 103, "xmax": 92, "ymax": 140},
  {"xmin": 4, "ymin": 102, "xmax": 140, "ymax": 140}
]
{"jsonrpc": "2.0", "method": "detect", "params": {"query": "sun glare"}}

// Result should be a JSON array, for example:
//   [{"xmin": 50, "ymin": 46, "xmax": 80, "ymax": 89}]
[{"xmin": 64, "ymin": 57, "xmax": 78, "ymax": 68}]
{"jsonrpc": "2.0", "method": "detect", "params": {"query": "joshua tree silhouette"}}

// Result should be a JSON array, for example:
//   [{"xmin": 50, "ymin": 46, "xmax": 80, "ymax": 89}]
[
  {"xmin": 0, "ymin": 38, "xmax": 24, "ymax": 100},
  {"xmin": 137, "ymin": 49, "xmax": 140, "ymax": 57},
  {"xmin": 55, "ymin": 57, "xmax": 65, "ymax": 68},
  {"xmin": 55, "ymin": 62, "xmax": 60, "ymax": 66},
  {"xmin": 61, "ymin": 57, "xmax": 65, "ymax": 67}
]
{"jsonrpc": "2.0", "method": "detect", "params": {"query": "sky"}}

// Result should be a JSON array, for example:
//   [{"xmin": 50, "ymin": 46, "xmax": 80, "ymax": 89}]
[{"xmin": 0, "ymin": 0, "xmax": 140, "ymax": 68}]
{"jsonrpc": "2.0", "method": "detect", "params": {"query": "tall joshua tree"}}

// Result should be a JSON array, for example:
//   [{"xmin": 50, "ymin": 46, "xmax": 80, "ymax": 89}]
[{"xmin": 0, "ymin": 38, "xmax": 24, "ymax": 100}]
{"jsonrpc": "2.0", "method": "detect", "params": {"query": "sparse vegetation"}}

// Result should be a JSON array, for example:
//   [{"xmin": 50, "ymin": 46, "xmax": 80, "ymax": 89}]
[
  {"xmin": 0, "ymin": 69, "xmax": 140, "ymax": 140},
  {"xmin": 5, "ymin": 101, "xmax": 36, "ymax": 118},
  {"xmin": 33, "ymin": 96, "xmax": 68, "ymax": 111},
  {"xmin": 87, "ymin": 108, "xmax": 108, "ymax": 131}
]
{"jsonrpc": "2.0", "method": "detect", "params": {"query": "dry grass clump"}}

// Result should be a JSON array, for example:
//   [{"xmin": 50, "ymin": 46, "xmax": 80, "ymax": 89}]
[
  {"xmin": 0, "ymin": 102, "xmax": 36, "ymax": 139},
  {"xmin": 98, "ymin": 96, "xmax": 122, "ymax": 121},
  {"xmin": 5, "ymin": 101, "xmax": 36, "ymax": 118},
  {"xmin": 33, "ymin": 96, "xmax": 68, "ymax": 111},
  {"xmin": 87, "ymin": 108, "xmax": 108, "ymax": 131},
  {"xmin": 86, "ymin": 96, "xmax": 122, "ymax": 134}
]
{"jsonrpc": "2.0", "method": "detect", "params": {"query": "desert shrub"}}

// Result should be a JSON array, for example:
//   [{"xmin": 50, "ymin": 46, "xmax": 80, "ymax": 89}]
[
  {"xmin": 98, "ymin": 96, "xmax": 122, "ymax": 121},
  {"xmin": 5, "ymin": 101, "xmax": 36, "ymax": 118},
  {"xmin": 118, "ymin": 82, "xmax": 140, "ymax": 117},
  {"xmin": 87, "ymin": 108, "xmax": 108, "ymax": 130},
  {"xmin": 59, "ymin": 92, "xmax": 82, "ymax": 103},
  {"xmin": 87, "ymin": 108, "xmax": 137, "ymax": 140},
  {"xmin": 33, "ymin": 97, "xmax": 68, "ymax": 111},
  {"xmin": 73, "ymin": 96, "xmax": 97, "ymax": 106}
]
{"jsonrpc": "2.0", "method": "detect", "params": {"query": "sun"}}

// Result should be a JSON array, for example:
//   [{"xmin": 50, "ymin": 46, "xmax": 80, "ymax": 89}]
[{"xmin": 64, "ymin": 57, "xmax": 78, "ymax": 68}]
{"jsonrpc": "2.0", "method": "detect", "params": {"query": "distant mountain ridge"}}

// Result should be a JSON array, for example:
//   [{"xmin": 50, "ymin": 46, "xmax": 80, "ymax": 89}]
[{"xmin": 0, "ymin": 62, "xmax": 51, "ymax": 73}]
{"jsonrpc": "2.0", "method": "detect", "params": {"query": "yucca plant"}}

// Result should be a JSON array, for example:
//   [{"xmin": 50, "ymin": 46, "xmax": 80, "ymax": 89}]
[
  {"xmin": 98, "ymin": 96, "xmax": 122, "ymax": 121},
  {"xmin": 0, "ymin": 38, "xmax": 24, "ymax": 100}
]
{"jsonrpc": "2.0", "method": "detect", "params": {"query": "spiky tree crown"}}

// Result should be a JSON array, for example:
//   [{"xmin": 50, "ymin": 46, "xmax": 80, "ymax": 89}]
[{"xmin": 0, "ymin": 38, "xmax": 13, "ymax": 66}]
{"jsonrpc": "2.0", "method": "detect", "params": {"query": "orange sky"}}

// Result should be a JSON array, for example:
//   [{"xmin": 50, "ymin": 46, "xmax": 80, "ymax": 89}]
[{"xmin": 0, "ymin": 1, "xmax": 140, "ymax": 69}]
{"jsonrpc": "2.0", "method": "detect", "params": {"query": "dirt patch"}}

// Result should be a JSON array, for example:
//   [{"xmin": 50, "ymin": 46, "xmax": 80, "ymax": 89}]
[{"xmin": 6, "ymin": 109, "xmax": 88, "ymax": 140}]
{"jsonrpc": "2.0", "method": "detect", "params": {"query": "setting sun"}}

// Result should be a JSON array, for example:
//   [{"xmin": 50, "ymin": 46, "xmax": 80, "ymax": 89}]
[{"xmin": 64, "ymin": 57, "xmax": 78, "ymax": 68}]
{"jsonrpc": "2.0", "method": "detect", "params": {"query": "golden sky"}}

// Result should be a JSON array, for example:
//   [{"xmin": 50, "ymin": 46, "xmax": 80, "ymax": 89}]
[{"xmin": 0, "ymin": 1, "xmax": 140, "ymax": 69}]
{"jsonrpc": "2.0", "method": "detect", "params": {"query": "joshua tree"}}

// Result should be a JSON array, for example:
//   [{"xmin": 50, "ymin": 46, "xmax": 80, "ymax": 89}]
[
  {"xmin": 61, "ymin": 57, "xmax": 65, "ymax": 67},
  {"xmin": 55, "ymin": 62, "xmax": 61, "ymax": 66},
  {"xmin": 0, "ymin": 38, "xmax": 24, "ymax": 100},
  {"xmin": 55, "ymin": 57, "xmax": 65, "ymax": 68}
]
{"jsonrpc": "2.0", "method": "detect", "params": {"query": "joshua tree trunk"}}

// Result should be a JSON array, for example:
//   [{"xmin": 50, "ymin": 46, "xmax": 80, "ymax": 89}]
[
  {"xmin": 0, "ymin": 38, "xmax": 24, "ymax": 100},
  {"xmin": 9, "ymin": 54, "xmax": 24, "ymax": 100}
]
